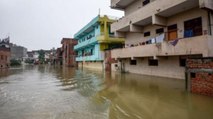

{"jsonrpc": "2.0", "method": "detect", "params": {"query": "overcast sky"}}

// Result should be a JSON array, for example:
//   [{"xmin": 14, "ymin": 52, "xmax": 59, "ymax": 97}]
[{"xmin": 0, "ymin": 0, "xmax": 123, "ymax": 51}]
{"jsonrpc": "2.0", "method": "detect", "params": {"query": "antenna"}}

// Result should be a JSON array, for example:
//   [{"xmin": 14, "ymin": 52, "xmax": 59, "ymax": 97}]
[{"xmin": 98, "ymin": 8, "xmax": 101, "ymax": 16}]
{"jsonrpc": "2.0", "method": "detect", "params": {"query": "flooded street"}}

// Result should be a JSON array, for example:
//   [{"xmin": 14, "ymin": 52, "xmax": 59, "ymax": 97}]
[{"xmin": 0, "ymin": 65, "xmax": 213, "ymax": 119}]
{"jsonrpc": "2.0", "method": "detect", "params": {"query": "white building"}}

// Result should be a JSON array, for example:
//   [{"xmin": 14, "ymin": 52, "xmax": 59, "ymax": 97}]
[{"xmin": 110, "ymin": 0, "xmax": 213, "ymax": 79}]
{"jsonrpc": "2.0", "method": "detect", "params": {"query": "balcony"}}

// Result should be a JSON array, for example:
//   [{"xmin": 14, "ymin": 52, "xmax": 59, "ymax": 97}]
[
  {"xmin": 76, "ymin": 55, "xmax": 103, "ymax": 62},
  {"xmin": 111, "ymin": 0, "xmax": 200, "ymax": 32},
  {"xmin": 74, "ymin": 37, "xmax": 97, "ymax": 50},
  {"xmin": 97, "ymin": 34, "xmax": 125, "ymax": 44},
  {"xmin": 111, "ymin": 35, "xmax": 213, "ymax": 59},
  {"xmin": 199, "ymin": 0, "xmax": 213, "ymax": 11},
  {"xmin": 111, "ymin": 0, "xmax": 136, "ymax": 10}
]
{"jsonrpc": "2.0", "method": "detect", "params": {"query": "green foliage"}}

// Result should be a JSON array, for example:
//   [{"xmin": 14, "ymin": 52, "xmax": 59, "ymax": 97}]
[
  {"xmin": 25, "ymin": 59, "xmax": 34, "ymax": 64},
  {"xmin": 38, "ymin": 50, "xmax": 45, "ymax": 64},
  {"xmin": 10, "ymin": 59, "xmax": 21, "ymax": 66}
]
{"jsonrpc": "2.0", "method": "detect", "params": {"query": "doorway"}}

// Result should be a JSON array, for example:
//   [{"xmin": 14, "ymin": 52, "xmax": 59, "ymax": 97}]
[{"xmin": 168, "ymin": 24, "xmax": 178, "ymax": 41}]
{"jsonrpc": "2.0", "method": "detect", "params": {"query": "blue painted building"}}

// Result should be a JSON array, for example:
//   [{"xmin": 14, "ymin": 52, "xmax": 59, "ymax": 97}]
[{"xmin": 74, "ymin": 15, "xmax": 124, "ymax": 69}]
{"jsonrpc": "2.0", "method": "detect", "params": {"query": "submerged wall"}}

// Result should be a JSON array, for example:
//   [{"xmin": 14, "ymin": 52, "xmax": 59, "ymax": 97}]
[
  {"xmin": 78, "ymin": 61, "xmax": 103, "ymax": 71},
  {"xmin": 187, "ymin": 58, "xmax": 213, "ymax": 97}
]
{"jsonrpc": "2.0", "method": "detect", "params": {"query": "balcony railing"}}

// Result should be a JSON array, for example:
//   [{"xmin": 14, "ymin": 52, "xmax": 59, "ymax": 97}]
[
  {"xmin": 76, "ymin": 55, "xmax": 102, "ymax": 62},
  {"xmin": 111, "ymin": 0, "xmax": 196, "ymax": 32},
  {"xmin": 111, "ymin": 35, "xmax": 212, "ymax": 59},
  {"xmin": 125, "ymin": 33, "xmax": 165, "ymax": 48},
  {"xmin": 74, "ymin": 37, "xmax": 97, "ymax": 50},
  {"xmin": 111, "ymin": 0, "xmax": 136, "ymax": 9}
]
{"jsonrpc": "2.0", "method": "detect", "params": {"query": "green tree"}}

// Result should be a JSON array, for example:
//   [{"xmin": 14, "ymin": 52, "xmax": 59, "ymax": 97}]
[
  {"xmin": 38, "ymin": 50, "xmax": 45, "ymax": 64},
  {"xmin": 10, "ymin": 59, "xmax": 21, "ymax": 66}
]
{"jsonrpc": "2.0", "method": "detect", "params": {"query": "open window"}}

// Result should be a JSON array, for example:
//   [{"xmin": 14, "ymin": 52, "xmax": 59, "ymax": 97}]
[
  {"xmin": 184, "ymin": 17, "xmax": 202, "ymax": 38},
  {"xmin": 156, "ymin": 28, "xmax": 164, "ymax": 34},
  {"xmin": 144, "ymin": 31, "xmax": 150, "ymax": 37},
  {"xmin": 130, "ymin": 60, "xmax": 137, "ymax": 65},
  {"xmin": 148, "ymin": 59, "xmax": 158, "ymax": 66},
  {"xmin": 179, "ymin": 56, "xmax": 186, "ymax": 67},
  {"xmin": 143, "ymin": 0, "xmax": 150, "ymax": 6}
]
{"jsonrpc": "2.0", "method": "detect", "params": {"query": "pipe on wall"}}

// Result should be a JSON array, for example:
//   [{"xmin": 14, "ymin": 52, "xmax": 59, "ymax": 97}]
[{"xmin": 207, "ymin": 11, "xmax": 212, "ymax": 35}]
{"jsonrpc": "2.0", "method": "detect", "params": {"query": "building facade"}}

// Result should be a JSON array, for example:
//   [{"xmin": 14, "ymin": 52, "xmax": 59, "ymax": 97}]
[
  {"xmin": 26, "ymin": 50, "xmax": 54, "ymax": 64},
  {"xmin": 74, "ymin": 15, "xmax": 124, "ymax": 70},
  {"xmin": 61, "ymin": 38, "xmax": 77, "ymax": 67},
  {"xmin": 10, "ymin": 44, "xmax": 27, "ymax": 61},
  {"xmin": 0, "ymin": 38, "xmax": 10, "ymax": 68},
  {"xmin": 55, "ymin": 47, "xmax": 63, "ymax": 66},
  {"xmin": 110, "ymin": 0, "xmax": 213, "ymax": 79}
]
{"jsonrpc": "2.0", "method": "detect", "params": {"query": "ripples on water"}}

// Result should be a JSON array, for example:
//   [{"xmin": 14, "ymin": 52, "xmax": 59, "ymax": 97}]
[{"xmin": 0, "ymin": 65, "xmax": 213, "ymax": 119}]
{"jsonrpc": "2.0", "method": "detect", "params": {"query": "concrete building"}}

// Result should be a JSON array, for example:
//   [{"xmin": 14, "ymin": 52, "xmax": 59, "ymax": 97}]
[
  {"xmin": 26, "ymin": 50, "xmax": 54, "ymax": 64},
  {"xmin": 0, "ymin": 38, "xmax": 10, "ymax": 68},
  {"xmin": 110, "ymin": 0, "xmax": 213, "ymax": 79},
  {"xmin": 10, "ymin": 44, "xmax": 27, "ymax": 60},
  {"xmin": 74, "ymin": 15, "xmax": 124, "ymax": 70},
  {"xmin": 61, "ymin": 38, "xmax": 77, "ymax": 67},
  {"xmin": 55, "ymin": 47, "xmax": 63, "ymax": 66}
]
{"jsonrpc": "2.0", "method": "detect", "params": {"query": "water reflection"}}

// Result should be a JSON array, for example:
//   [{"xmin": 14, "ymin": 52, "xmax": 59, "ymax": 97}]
[
  {"xmin": 95, "ymin": 73, "xmax": 213, "ymax": 119},
  {"xmin": 0, "ymin": 65, "xmax": 212, "ymax": 119}
]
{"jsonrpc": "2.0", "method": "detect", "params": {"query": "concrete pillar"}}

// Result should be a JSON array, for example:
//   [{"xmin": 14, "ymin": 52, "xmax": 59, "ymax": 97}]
[
  {"xmin": 130, "ymin": 24, "xmax": 143, "ymax": 32},
  {"xmin": 199, "ymin": 0, "xmax": 213, "ymax": 11},
  {"xmin": 152, "ymin": 15, "xmax": 167, "ymax": 26},
  {"xmin": 104, "ymin": 20, "xmax": 109, "ymax": 39},
  {"xmin": 115, "ymin": 31, "xmax": 126, "ymax": 38}
]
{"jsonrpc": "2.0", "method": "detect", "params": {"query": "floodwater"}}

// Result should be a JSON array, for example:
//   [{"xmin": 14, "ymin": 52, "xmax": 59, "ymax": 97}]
[{"xmin": 0, "ymin": 65, "xmax": 213, "ymax": 119}]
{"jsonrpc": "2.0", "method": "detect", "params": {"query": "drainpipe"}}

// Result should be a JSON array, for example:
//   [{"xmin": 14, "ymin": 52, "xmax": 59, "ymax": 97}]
[{"xmin": 208, "ymin": 11, "xmax": 212, "ymax": 35}]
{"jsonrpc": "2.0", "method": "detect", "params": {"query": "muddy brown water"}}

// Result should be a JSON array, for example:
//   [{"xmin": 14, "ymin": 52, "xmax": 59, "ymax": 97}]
[{"xmin": 0, "ymin": 65, "xmax": 213, "ymax": 119}]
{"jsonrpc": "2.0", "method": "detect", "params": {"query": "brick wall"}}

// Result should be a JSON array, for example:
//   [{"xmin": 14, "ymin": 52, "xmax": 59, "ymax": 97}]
[
  {"xmin": 187, "ymin": 59, "xmax": 213, "ymax": 69},
  {"xmin": 0, "ymin": 50, "xmax": 10, "ymax": 68},
  {"xmin": 187, "ymin": 58, "xmax": 213, "ymax": 97}
]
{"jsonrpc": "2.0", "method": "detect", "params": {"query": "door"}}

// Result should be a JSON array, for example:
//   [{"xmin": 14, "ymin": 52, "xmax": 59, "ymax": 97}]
[{"xmin": 168, "ymin": 24, "xmax": 177, "ymax": 41}]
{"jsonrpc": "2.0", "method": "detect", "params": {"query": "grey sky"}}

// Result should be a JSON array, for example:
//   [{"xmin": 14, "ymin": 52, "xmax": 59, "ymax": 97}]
[{"xmin": 0, "ymin": 0, "xmax": 123, "ymax": 51}]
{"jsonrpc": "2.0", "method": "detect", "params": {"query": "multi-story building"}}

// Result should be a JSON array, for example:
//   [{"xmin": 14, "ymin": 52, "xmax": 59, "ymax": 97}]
[
  {"xmin": 61, "ymin": 38, "xmax": 77, "ymax": 67},
  {"xmin": 10, "ymin": 44, "xmax": 27, "ymax": 61},
  {"xmin": 55, "ymin": 47, "xmax": 63, "ymax": 66},
  {"xmin": 0, "ymin": 38, "xmax": 10, "ymax": 68},
  {"xmin": 74, "ymin": 15, "xmax": 124, "ymax": 70},
  {"xmin": 110, "ymin": 0, "xmax": 213, "ymax": 79},
  {"xmin": 26, "ymin": 50, "xmax": 54, "ymax": 64}
]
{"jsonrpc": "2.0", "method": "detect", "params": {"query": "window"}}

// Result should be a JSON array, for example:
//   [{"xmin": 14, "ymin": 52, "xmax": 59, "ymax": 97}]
[
  {"xmin": 179, "ymin": 57, "xmax": 186, "ymax": 67},
  {"xmin": 168, "ymin": 24, "xmax": 177, "ymax": 30},
  {"xmin": 1, "ymin": 55, "xmax": 3, "ymax": 60},
  {"xmin": 143, "ymin": 0, "xmax": 150, "ymax": 6},
  {"xmin": 130, "ymin": 60, "xmax": 137, "ymax": 65},
  {"xmin": 184, "ymin": 17, "xmax": 202, "ymax": 38},
  {"xmin": 148, "ymin": 59, "xmax": 158, "ymax": 66},
  {"xmin": 144, "ymin": 31, "xmax": 150, "ymax": 37},
  {"xmin": 90, "ymin": 49, "xmax": 93, "ymax": 55},
  {"xmin": 82, "ymin": 50, "xmax": 84, "ymax": 56},
  {"xmin": 191, "ymin": 73, "xmax": 196, "ymax": 78},
  {"xmin": 156, "ymin": 28, "xmax": 164, "ymax": 34}
]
